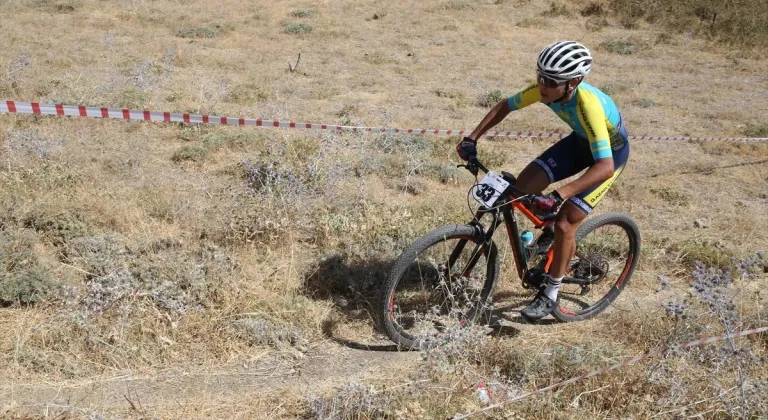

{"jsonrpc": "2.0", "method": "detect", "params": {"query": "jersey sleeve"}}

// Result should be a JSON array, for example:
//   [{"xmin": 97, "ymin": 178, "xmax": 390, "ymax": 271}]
[
  {"xmin": 576, "ymin": 89, "xmax": 613, "ymax": 160},
  {"xmin": 507, "ymin": 84, "xmax": 541, "ymax": 111}
]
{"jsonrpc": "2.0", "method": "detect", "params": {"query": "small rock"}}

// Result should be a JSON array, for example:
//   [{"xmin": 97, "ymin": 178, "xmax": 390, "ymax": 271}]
[
  {"xmin": 372, "ymin": 13, "xmax": 380, "ymax": 20},
  {"xmin": 407, "ymin": 52, "xmax": 413, "ymax": 57},
  {"xmin": 694, "ymin": 219, "xmax": 708, "ymax": 228}
]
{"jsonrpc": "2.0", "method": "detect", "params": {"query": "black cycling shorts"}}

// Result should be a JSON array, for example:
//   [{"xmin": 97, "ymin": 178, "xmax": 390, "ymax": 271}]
[{"xmin": 532, "ymin": 122, "xmax": 630, "ymax": 214}]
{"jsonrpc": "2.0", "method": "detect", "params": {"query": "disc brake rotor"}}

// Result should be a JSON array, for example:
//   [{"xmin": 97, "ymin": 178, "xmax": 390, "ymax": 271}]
[{"xmin": 573, "ymin": 255, "xmax": 609, "ymax": 284}]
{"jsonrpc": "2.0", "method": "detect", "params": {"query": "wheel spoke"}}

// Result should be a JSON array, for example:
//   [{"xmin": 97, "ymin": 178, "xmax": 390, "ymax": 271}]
[
  {"xmin": 556, "ymin": 217, "xmax": 639, "ymax": 320},
  {"xmin": 383, "ymin": 229, "xmax": 497, "ymax": 349}
]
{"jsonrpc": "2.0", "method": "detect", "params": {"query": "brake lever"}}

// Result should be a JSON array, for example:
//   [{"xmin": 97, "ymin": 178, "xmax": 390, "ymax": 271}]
[
  {"xmin": 469, "ymin": 158, "xmax": 488, "ymax": 174},
  {"xmin": 456, "ymin": 162, "xmax": 479, "ymax": 176}
]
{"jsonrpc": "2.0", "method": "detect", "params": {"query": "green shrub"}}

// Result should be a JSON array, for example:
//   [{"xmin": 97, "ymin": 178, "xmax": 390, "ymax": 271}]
[
  {"xmin": 478, "ymin": 90, "xmax": 506, "ymax": 108},
  {"xmin": 165, "ymin": 91, "xmax": 184, "ymax": 103},
  {"xmin": 437, "ymin": 0, "xmax": 474, "ymax": 11},
  {"xmin": 448, "ymin": 98, "xmax": 468, "ymax": 111},
  {"xmin": 21, "ymin": 208, "xmax": 89, "ymax": 245},
  {"xmin": 374, "ymin": 133, "xmax": 432, "ymax": 157},
  {"xmin": 282, "ymin": 22, "xmax": 313, "ymax": 34},
  {"xmin": 585, "ymin": 16, "xmax": 609, "ymax": 31},
  {"xmin": 742, "ymin": 123, "xmax": 768, "ymax": 137},
  {"xmin": 600, "ymin": 39, "xmax": 638, "ymax": 55},
  {"xmin": 175, "ymin": 26, "xmax": 220, "ymax": 39},
  {"xmin": 32, "ymin": 0, "xmax": 79, "ymax": 13},
  {"xmin": 417, "ymin": 163, "xmax": 460, "ymax": 184},
  {"xmin": 291, "ymin": 9, "xmax": 314, "ymax": 18},
  {"xmin": 581, "ymin": 1, "xmax": 607, "ymax": 16},
  {"xmin": 114, "ymin": 87, "xmax": 147, "ymax": 109},
  {"xmin": 655, "ymin": 32, "xmax": 675, "ymax": 45},
  {"xmin": 0, "ymin": 264, "xmax": 55, "ymax": 306},
  {"xmin": 650, "ymin": 187, "xmax": 689, "ymax": 206},
  {"xmin": 599, "ymin": 83, "xmax": 628, "ymax": 95},
  {"xmin": 671, "ymin": 239, "xmax": 733, "ymax": 269},
  {"xmin": 202, "ymin": 131, "xmax": 266, "ymax": 151},
  {"xmin": 480, "ymin": 149, "xmax": 510, "ymax": 171},
  {"xmin": 434, "ymin": 89, "xmax": 463, "ymax": 99},
  {"xmin": 517, "ymin": 17, "xmax": 549, "ymax": 28},
  {"xmin": 224, "ymin": 82, "xmax": 273, "ymax": 104},
  {"xmin": 632, "ymin": 98, "xmax": 656, "ymax": 108},
  {"xmin": 0, "ymin": 230, "xmax": 56, "ymax": 306},
  {"xmin": 172, "ymin": 146, "xmax": 207, "ymax": 162},
  {"xmin": 542, "ymin": 1, "xmax": 571, "ymax": 17}
]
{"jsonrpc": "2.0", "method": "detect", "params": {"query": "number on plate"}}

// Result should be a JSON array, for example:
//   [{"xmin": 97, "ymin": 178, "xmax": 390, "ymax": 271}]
[{"xmin": 471, "ymin": 172, "xmax": 510, "ymax": 208}]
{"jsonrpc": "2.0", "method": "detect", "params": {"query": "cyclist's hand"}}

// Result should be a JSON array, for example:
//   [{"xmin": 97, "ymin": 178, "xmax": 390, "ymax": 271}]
[
  {"xmin": 531, "ymin": 191, "xmax": 563, "ymax": 215},
  {"xmin": 456, "ymin": 137, "xmax": 477, "ymax": 161}
]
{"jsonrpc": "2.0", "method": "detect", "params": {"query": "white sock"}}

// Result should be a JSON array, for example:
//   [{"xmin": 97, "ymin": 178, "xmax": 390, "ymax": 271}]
[{"xmin": 544, "ymin": 276, "xmax": 563, "ymax": 302}]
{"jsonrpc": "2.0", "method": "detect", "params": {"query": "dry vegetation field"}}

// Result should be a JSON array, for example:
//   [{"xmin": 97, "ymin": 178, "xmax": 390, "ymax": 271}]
[{"xmin": 1, "ymin": 0, "xmax": 767, "ymax": 418}]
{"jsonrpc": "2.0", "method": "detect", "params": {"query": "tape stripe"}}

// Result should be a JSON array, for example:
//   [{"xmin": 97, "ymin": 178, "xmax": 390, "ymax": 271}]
[
  {"xmin": 2, "ymin": 100, "xmax": 768, "ymax": 143},
  {"xmin": 453, "ymin": 326, "xmax": 768, "ymax": 420}
]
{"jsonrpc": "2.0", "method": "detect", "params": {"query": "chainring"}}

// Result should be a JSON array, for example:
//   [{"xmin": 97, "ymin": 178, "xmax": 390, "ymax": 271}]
[{"xmin": 522, "ymin": 267, "xmax": 545, "ymax": 289}]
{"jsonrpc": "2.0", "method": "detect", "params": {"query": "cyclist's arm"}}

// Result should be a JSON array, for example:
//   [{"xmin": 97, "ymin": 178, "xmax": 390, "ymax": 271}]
[
  {"xmin": 466, "ymin": 84, "xmax": 541, "ymax": 141},
  {"xmin": 556, "ymin": 90, "xmax": 615, "ymax": 199}
]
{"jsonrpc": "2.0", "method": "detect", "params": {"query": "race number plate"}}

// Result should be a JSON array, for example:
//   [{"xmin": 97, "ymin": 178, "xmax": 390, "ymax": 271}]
[{"xmin": 471, "ymin": 171, "xmax": 510, "ymax": 208}]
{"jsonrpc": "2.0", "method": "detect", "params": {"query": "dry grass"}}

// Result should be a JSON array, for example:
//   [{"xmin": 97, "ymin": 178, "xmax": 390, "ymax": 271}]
[
  {"xmin": 1, "ymin": 0, "xmax": 767, "ymax": 418},
  {"xmin": 609, "ymin": 0, "xmax": 768, "ymax": 50}
]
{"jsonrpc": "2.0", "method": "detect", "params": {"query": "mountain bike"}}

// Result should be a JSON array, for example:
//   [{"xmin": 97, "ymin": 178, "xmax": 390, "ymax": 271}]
[{"xmin": 379, "ymin": 158, "xmax": 641, "ymax": 349}]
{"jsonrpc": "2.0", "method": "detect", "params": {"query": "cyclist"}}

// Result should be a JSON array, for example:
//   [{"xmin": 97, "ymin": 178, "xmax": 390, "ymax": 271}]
[{"xmin": 456, "ymin": 40, "xmax": 630, "ymax": 321}]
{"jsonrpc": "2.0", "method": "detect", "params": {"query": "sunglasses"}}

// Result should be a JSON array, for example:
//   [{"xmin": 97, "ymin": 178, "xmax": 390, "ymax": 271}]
[{"xmin": 537, "ymin": 73, "xmax": 566, "ymax": 88}]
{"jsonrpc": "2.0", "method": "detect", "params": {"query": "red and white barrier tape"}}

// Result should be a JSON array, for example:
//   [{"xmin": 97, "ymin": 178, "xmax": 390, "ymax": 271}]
[
  {"xmin": 453, "ymin": 326, "xmax": 768, "ymax": 419},
  {"xmin": 2, "ymin": 100, "xmax": 767, "ymax": 143}
]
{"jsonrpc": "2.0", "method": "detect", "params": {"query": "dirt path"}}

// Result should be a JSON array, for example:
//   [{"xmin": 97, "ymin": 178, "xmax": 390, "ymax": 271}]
[
  {"xmin": 0, "ymin": 340, "xmax": 419, "ymax": 417},
  {"xmin": 0, "ymin": 276, "xmax": 664, "ymax": 418}
]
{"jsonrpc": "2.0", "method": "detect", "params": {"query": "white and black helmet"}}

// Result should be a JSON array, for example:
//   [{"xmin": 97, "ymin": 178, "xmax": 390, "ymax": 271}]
[{"xmin": 537, "ymin": 41, "xmax": 593, "ymax": 82}]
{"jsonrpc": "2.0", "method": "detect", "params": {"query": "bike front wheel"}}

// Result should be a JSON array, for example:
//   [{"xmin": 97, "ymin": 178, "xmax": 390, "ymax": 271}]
[
  {"xmin": 380, "ymin": 225, "xmax": 500, "ymax": 350},
  {"xmin": 552, "ymin": 212, "xmax": 641, "ymax": 322}
]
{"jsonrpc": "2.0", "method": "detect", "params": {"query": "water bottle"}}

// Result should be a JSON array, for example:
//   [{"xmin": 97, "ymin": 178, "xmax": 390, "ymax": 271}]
[
  {"xmin": 520, "ymin": 230, "xmax": 535, "ymax": 260},
  {"xmin": 520, "ymin": 230, "xmax": 535, "ymax": 246}
]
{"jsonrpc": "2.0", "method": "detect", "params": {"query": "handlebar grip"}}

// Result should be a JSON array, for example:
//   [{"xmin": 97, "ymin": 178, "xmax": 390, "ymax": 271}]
[{"xmin": 469, "ymin": 158, "xmax": 488, "ymax": 175}]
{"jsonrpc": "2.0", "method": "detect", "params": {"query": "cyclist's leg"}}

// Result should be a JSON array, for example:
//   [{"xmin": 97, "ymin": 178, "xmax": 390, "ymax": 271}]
[
  {"xmin": 519, "ymin": 132, "xmax": 591, "ymax": 255},
  {"xmin": 521, "ymin": 134, "xmax": 595, "ymax": 320},
  {"xmin": 569, "ymin": 140, "xmax": 630, "ymax": 215},
  {"xmin": 551, "ymin": 140, "xmax": 631, "ymax": 277},
  {"xmin": 514, "ymin": 132, "xmax": 585, "ymax": 194},
  {"xmin": 514, "ymin": 162, "xmax": 549, "ymax": 194},
  {"xmin": 549, "ymin": 203, "xmax": 588, "ymax": 278}
]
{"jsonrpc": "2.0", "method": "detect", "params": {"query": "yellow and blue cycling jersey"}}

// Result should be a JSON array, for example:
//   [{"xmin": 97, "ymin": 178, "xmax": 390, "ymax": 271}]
[{"xmin": 507, "ymin": 82, "xmax": 626, "ymax": 160}]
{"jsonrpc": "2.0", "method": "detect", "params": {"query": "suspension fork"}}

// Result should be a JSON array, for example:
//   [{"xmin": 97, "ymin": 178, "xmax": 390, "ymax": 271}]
[{"xmin": 446, "ymin": 208, "xmax": 502, "ymax": 277}]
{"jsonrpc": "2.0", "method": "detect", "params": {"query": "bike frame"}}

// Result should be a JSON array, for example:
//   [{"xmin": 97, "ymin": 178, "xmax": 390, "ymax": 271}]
[
  {"xmin": 471, "ymin": 191, "xmax": 555, "ymax": 288},
  {"xmin": 452, "ymin": 165, "xmax": 598, "ymax": 289}
]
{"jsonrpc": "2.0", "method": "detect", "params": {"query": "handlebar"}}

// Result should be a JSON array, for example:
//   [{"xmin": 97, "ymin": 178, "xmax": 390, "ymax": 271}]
[
  {"xmin": 458, "ymin": 157, "xmax": 539, "ymax": 207},
  {"xmin": 456, "ymin": 158, "xmax": 488, "ymax": 176}
]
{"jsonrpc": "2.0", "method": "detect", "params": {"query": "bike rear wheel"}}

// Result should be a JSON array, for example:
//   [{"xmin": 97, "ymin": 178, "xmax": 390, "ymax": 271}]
[
  {"xmin": 552, "ymin": 213, "xmax": 641, "ymax": 322},
  {"xmin": 380, "ymin": 225, "xmax": 499, "ymax": 350}
]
